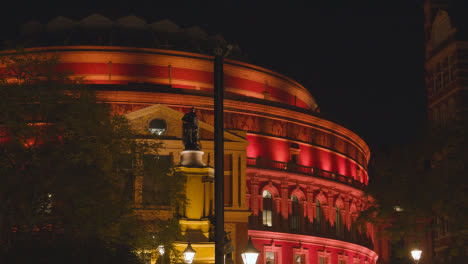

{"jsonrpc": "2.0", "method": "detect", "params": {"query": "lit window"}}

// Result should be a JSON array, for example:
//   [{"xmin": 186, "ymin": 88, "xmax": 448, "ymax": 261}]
[
  {"xmin": 266, "ymin": 251, "xmax": 275, "ymax": 264},
  {"xmin": 263, "ymin": 190, "xmax": 273, "ymax": 227},
  {"xmin": 36, "ymin": 193, "xmax": 54, "ymax": 214},
  {"xmin": 148, "ymin": 118, "xmax": 167, "ymax": 135},
  {"xmin": 295, "ymin": 254, "xmax": 305, "ymax": 264}
]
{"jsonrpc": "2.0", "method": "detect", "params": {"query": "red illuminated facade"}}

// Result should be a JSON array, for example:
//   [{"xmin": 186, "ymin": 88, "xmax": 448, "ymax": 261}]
[{"xmin": 4, "ymin": 15, "xmax": 388, "ymax": 264}]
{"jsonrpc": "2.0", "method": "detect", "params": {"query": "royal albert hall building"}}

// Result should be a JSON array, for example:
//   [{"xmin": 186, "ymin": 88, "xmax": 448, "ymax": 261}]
[{"xmin": 6, "ymin": 15, "xmax": 389, "ymax": 264}]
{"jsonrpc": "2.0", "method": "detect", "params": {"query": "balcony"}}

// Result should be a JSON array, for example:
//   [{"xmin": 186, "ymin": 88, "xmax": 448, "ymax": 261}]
[
  {"xmin": 247, "ymin": 157, "xmax": 366, "ymax": 189},
  {"xmin": 248, "ymin": 213, "xmax": 374, "ymax": 250}
]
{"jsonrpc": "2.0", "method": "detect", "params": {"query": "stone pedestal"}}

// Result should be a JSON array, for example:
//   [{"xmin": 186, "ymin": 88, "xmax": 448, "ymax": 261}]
[
  {"xmin": 180, "ymin": 150, "xmax": 206, "ymax": 167},
  {"xmin": 176, "ymin": 165, "xmax": 215, "ymax": 264}
]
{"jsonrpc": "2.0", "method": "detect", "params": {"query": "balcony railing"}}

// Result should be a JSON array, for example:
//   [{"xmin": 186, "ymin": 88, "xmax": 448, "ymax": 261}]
[
  {"xmin": 248, "ymin": 213, "xmax": 374, "ymax": 250},
  {"xmin": 247, "ymin": 157, "xmax": 366, "ymax": 189}
]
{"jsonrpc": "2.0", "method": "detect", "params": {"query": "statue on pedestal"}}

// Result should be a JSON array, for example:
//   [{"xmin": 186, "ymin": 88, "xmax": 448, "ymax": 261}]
[{"xmin": 182, "ymin": 107, "xmax": 200, "ymax": 151}]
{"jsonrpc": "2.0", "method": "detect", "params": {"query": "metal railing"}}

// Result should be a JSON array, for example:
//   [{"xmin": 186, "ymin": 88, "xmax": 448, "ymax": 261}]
[{"xmin": 247, "ymin": 157, "xmax": 366, "ymax": 189}]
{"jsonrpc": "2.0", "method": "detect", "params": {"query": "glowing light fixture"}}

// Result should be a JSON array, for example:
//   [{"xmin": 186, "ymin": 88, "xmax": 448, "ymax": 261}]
[
  {"xmin": 149, "ymin": 119, "xmax": 167, "ymax": 135},
  {"xmin": 158, "ymin": 245, "xmax": 165, "ymax": 256},
  {"xmin": 183, "ymin": 241, "xmax": 196, "ymax": 264},
  {"xmin": 411, "ymin": 248, "xmax": 422, "ymax": 263},
  {"xmin": 241, "ymin": 237, "xmax": 260, "ymax": 264}
]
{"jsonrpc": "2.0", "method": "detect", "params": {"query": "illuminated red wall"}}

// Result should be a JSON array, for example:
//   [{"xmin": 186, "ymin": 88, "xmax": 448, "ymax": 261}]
[
  {"xmin": 250, "ymin": 233, "xmax": 377, "ymax": 264},
  {"xmin": 55, "ymin": 61, "xmax": 310, "ymax": 108},
  {"xmin": 247, "ymin": 134, "xmax": 366, "ymax": 181}
]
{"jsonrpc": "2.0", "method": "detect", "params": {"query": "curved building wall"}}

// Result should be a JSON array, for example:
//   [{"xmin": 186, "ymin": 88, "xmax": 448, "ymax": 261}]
[
  {"xmin": 21, "ymin": 46, "xmax": 317, "ymax": 109},
  {"xmin": 0, "ymin": 46, "xmax": 379, "ymax": 264}
]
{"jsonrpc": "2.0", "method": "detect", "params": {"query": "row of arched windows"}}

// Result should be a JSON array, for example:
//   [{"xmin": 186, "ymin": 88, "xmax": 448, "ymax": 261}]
[
  {"xmin": 252, "ymin": 186, "xmax": 374, "ymax": 248},
  {"xmin": 261, "ymin": 190, "xmax": 348, "ymax": 238}
]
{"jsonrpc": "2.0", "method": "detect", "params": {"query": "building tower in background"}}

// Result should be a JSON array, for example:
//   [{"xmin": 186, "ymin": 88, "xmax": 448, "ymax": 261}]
[
  {"xmin": 424, "ymin": 1, "xmax": 467, "ymax": 262},
  {"xmin": 424, "ymin": 0, "xmax": 468, "ymax": 126}
]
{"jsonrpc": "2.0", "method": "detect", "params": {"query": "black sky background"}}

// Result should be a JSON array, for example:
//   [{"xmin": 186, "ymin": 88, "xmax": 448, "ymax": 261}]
[{"xmin": 1, "ymin": 0, "xmax": 426, "ymax": 152}]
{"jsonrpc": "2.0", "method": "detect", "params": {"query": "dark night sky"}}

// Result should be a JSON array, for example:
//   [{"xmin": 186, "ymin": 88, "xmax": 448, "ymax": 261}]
[{"xmin": 1, "ymin": 0, "xmax": 426, "ymax": 151}]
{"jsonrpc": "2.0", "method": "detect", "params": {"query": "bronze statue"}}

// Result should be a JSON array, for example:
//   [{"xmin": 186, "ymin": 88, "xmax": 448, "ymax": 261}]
[{"xmin": 182, "ymin": 107, "xmax": 200, "ymax": 150}]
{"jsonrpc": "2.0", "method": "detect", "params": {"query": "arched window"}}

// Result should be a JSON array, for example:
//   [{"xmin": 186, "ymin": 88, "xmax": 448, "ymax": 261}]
[
  {"xmin": 316, "ymin": 200, "xmax": 321, "ymax": 233},
  {"xmin": 148, "ymin": 118, "xmax": 167, "ymax": 135},
  {"xmin": 432, "ymin": 11, "xmax": 452, "ymax": 48},
  {"xmin": 263, "ymin": 190, "xmax": 273, "ymax": 227},
  {"xmin": 290, "ymin": 195, "xmax": 300, "ymax": 232}
]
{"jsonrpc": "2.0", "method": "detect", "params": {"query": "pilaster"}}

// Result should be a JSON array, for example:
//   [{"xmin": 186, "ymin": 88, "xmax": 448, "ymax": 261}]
[
  {"xmin": 251, "ymin": 177, "xmax": 259, "ymax": 216},
  {"xmin": 281, "ymin": 181, "xmax": 289, "ymax": 219},
  {"xmin": 328, "ymin": 191, "xmax": 336, "ymax": 226}
]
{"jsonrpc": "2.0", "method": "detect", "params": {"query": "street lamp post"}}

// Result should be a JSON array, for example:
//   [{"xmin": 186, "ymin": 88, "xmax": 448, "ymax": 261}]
[
  {"xmin": 213, "ymin": 45, "xmax": 232, "ymax": 264},
  {"xmin": 183, "ymin": 241, "xmax": 196, "ymax": 264},
  {"xmin": 241, "ymin": 237, "xmax": 260, "ymax": 264},
  {"xmin": 411, "ymin": 248, "xmax": 422, "ymax": 264}
]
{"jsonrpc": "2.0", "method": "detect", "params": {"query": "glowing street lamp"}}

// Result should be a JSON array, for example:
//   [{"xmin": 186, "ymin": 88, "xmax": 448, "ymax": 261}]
[
  {"xmin": 411, "ymin": 248, "xmax": 422, "ymax": 264},
  {"xmin": 157, "ymin": 245, "xmax": 165, "ymax": 256},
  {"xmin": 241, "ymin": 237, "xmax": 260, "ymax": 264},
  {"xmin": 183, "ymin": 241, "xmax": 196, "ymax": 264}
]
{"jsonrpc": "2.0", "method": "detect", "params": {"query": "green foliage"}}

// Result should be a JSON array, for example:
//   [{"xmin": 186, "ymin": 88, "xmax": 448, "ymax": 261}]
[{"xmin": 0, "ymin": 51, "xmax": 186, "ymax": 262}]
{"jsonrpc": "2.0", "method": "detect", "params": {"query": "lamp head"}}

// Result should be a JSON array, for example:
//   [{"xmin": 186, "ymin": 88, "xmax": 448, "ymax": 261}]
[
  {"xmin": 157, "ymin": 245, "xmax": 165, "ymax": 256},
  {"xmin": 183, "ymin": 241, "xmax": 196, "ymax": 264},
  {"xmin": 241, "ymin": 237, "xmax": 260, "ymax": 264},
  {"xmin": 411, "ymin": 249, "xmax": 422, "ymax": 261}
]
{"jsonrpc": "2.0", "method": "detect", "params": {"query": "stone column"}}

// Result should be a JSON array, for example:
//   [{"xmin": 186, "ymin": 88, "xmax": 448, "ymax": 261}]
[
  {"xmin": 240, "ymin": 152, "xmax": 247, "ymax": 209},
  {"xmin": 344, "ymin": 196, "xmax": 351, "ymax": 229},
  {"xmin": 308, "ymin": 186, "xmax": 319, "ymax": 223},
  {"xmin": 232, "ymin": 153, "xmax": 240, "ymax": 208},
  {"xmin": 281, "ymin": 181, "xmax": 289, "ymax": 219},
  {"xmin": 328, "ymin": 191, "xmax": 336, "ymax": 226},
  {"xmin": 251, "ymin": 177, "xmax": 259, "ymax": 215}
]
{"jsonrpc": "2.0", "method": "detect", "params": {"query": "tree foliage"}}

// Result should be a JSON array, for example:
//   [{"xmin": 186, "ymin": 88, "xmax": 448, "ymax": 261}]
[
  {"xmin": 360, "ymin": 116, "xmax": 467, "ymax": 261},
  {"xmin": 0, "ymin": 51, "xmax": 186, "ymax": 263}
]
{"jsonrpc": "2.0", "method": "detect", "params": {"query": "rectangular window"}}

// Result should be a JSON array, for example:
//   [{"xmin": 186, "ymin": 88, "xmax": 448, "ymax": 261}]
[
  {"xmin": 295, "ymin": 254, "xmax": 305, "ymax": 264},
  {"xmin": 291, "ymin": 154, "xmax": 298, "ymax": 164},
  {"xmin": 263, "ymin": 209, "xmax": 272, "ymax": 227},
  {"xmin": 266, "ymin": 251, "xmax": 275, "ymax": 264},
  {"xmin": 319, "ymin": 256, "xmax": 325, "ymax": 264},
  {"xmin": 263, "ymin": 193, "xmax": 273, "ymax": 227},
  {"xmin": 142, "ymin": 154, "xmax": 172, "ymax": 205}
]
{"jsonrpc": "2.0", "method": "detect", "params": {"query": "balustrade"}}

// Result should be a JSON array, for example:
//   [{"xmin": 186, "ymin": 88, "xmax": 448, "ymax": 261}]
[
  {"xmin": 247, "ymin": 157, "xmax": 365, "ymax": 189},
  {"xmin": 248, "ymin": 212, "xmax": 374, "ymax": 250}
]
